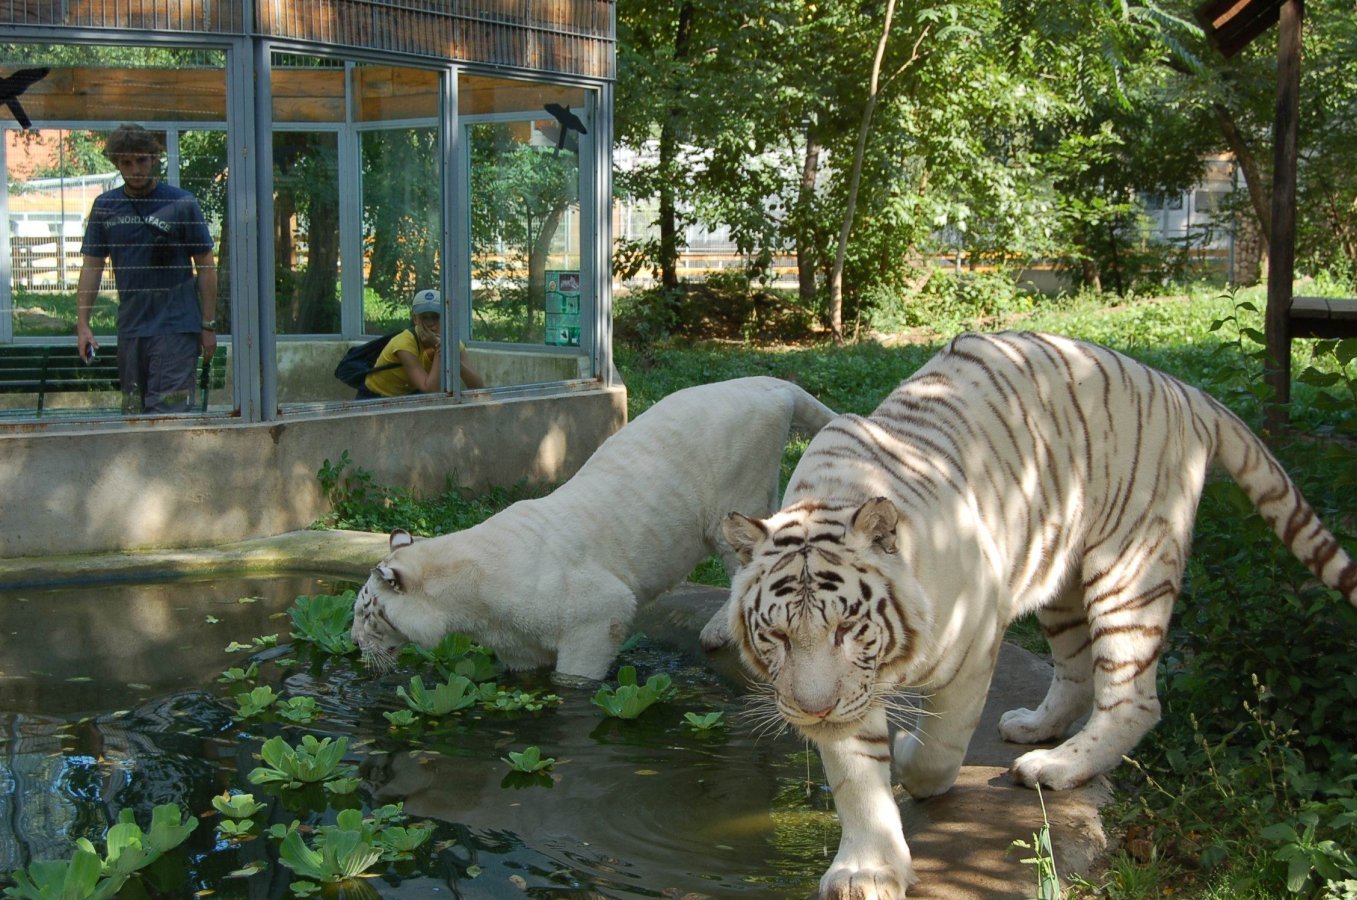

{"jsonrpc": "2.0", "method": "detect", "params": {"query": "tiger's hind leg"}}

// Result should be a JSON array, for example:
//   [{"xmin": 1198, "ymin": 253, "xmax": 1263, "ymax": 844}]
[
  {"xmin": 1010, "ymin": 538, "xmax": 1183, "ymax": 790},
  {"xmin": 999, "ymin": 584, "xmax": 1094, "ymax": 745}
]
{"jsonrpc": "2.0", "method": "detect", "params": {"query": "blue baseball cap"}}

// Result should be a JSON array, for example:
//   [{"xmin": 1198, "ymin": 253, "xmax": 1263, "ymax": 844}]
[{"xmin": 412, "ymin": 289, "xmax": 442, "ymax": 316}]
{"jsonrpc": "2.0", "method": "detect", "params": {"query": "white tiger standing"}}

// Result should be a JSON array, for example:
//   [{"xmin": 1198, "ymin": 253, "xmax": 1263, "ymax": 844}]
[
  {"xmin": 721, "ymin": 331, "xmax": 1357, "ymax": 899},
  {"xmin": 351, "ymin": 376, "xmax": 834, "ymax": 681}
]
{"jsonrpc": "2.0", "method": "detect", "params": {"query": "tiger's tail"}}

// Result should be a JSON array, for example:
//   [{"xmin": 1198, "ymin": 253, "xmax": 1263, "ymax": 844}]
[
  {"xmin": 787, "ymin": 385, "xmax": 836, "ymax": 435},
  {"xmin": 1209, "ymin": 395, "xmax": 1357, "ymax": 606}
]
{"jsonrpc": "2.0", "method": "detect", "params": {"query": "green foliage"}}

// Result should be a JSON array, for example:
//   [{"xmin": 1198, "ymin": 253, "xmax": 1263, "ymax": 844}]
[
  {"xmin": 248, "ymin": 735, "xmax": 356, "ymax": 789},
  {"xmin": 276, "ymin": 809, "xmax": 384, "ymax": 886},
  {"xmin": 316, "ymin": 450, "xmax": 549, "ymax": 536},
  {"xmin": 288, "ymin": 590, "xmax": 358, "ymax": 655},
  {"xmin": 217, "ymin": 663, "xmax": 259, "ymax": 684},
  {"xmin": 1010, "ymin": 786, "xmax": 1060, "ymax": 900},
  {"xmin": 591, "ymin": 665, "xmax": 675, "ymax": 719},
  {"xmin": 396, "ymin": 674, "xmax": 480, "ymax": 716},
  {"xmin": 401, "ymin": 632, "xmax": 502, "ymax": 684},
  {"xmin": 3, "ymin": 805, "xmax": 199, "ymax": 900},
  {"xmin": 683, "ymin": 711, "xmax": 725, "ymax": 732},
  {"xmin": 234, "ymin": 685, "xmax": 280, "ymax": 719},
  {"xmin": 502, "ymin": 746, "xmax": 556, "ymax": 773}
]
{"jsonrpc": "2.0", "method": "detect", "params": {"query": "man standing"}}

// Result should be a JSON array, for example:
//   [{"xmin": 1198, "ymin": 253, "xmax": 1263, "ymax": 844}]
[{"xmin": 75, "ymin": 123, "xmax": 218, "ymax": 414}]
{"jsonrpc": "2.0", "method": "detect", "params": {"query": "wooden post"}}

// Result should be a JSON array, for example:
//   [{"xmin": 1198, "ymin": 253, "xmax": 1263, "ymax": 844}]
[{"xmin": 1265, "ymin": 0, "xmax": 1302, "ymax": 431}]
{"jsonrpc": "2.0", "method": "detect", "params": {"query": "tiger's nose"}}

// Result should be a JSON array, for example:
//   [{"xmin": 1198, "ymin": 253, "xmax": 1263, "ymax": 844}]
[{"xmin": 799, "ymin": 701, "xmax": 834, "ymax": 719}]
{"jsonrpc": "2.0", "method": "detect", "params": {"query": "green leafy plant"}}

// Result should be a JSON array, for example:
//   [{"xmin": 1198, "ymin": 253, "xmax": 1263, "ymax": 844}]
[
  {"xmin": 289, "ymin": 591, "xmax": 358, "ymax": 655},
  {"xmin": 274, "ymin": 805, "xmax": 432, "ymax": 891},
  {"xmin": 1010, "ymin": 786, "xmax": 1060, "ymax": 900},
  {"xmin": 591, "ymin": 666, "xmax": 675, "ymax": 719},
  {"xmin": 276, "ymin": 809, "xmax": 384, "ymax": 888},
  {"xmin": 275, "ymin": 696, "xmax": 320, "ymax": 723},
  {"xmin": 396, "ymin": 674, "xmax": 479, "ymax": 716},
  {"xmin": 4, "ymin": 805, "xmax": 199, "ymax": 900},
  {"xmin": 248, "ymin": 735, "xmax": 356, "ymax": 788},
  {"xmin": 234, "ymin": 685, "xmax": 280, "ymax": 718},
  {"xmin": 402, "ymin": 632, "xmax": 501, "ymax": 683},
  {"xmin": 217, "ymin": 663, "xmax": 259, "ymax": 684},
  {"xmin": 383, "ymin": 709, "xmax": 418, "ymax": 728},
  {"xmin": 683, "ymin": 711, "xmax": 725, "ymax": 732},
  {"xmin": 503, "ymin": 746, "xmax": 556, "ymax": 773},
  {"xmin": 1262, "ymin": 807, "xmax": 1357, "ymax": 893},
  {"xmin": 3, "ymin": 850, "xmax": 120, "ymax": 900},
  {"xmin": 213, "ymin": 792, "xmax": 266, "ymax": 838},
  {"xmin": 213, "ymin": 792, "xmax": 267, "ymax": 820},
  {"xmin": 478, "ymin": 685, "xmax": 561, "ymax": 713}
]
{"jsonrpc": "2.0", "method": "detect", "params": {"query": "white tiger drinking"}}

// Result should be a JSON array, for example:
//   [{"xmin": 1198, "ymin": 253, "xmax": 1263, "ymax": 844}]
[
  {"xmin": 350, "ymin": 376, "xmax": 834, "ymax": 681},
  {"xmin": 721, "ymin": 331, "xmax": 1357, "ymax": 899}
]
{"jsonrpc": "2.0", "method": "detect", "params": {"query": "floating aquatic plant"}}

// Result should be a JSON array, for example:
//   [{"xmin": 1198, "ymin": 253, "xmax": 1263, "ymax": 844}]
[
  {"xmin": 396, "ymin": 674, "xmax": 479, "ymax": 716},
  {"xmin": 289, "ymin": 591, "xmax": 359, "ymax": 655},
  {"xmin": 592, "ymin": 666, "xmax": 675, "ymax": 719},
  {"xmin": 248, "ymin": 735, "xmax": 356, "ymax": 788},
  {"xmin": 503, "ymin": 746, "xmax": 556, "ymax": 773}
]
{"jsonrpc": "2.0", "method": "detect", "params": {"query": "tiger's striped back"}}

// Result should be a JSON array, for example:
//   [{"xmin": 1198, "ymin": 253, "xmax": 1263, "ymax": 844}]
[{"xmin": 721, "ymin": 330, "xmax": 1356, "ymax": 899}]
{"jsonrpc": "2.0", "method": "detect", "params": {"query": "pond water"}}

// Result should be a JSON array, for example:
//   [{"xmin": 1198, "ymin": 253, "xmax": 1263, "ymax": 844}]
[{"xmin": 0, "ymin": 575, "xmax": 835, "ymax": 898}]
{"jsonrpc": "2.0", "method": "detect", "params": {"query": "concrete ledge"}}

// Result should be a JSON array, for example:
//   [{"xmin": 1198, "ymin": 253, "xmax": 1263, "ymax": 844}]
[{"xmin": 0, "ymin": 528, "xmax": 390, "ymax": 589}]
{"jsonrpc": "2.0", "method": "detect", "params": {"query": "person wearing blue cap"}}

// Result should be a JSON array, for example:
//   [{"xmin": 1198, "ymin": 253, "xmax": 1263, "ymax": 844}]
[{"xmin": 360, "ymin": 289, "xmax": 485, "ymax": 397}]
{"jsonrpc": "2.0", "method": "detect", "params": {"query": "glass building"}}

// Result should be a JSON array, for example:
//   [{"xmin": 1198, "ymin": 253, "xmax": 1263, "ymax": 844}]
[{"xmin": 0, "ymin": 0, "xmax": 616, "ymax": 422}]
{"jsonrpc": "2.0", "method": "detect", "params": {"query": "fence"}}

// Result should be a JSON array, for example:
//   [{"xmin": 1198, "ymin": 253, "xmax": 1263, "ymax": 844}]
[{"xmin": 9, "ymin": 235, "xmax": 115, "ymax": 293}]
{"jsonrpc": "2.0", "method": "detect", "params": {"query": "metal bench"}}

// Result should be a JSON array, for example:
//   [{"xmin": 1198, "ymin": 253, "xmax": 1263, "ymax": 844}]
[{"xmin": 0, "ymin": 343, "xmax": 227, "ymax": 417}]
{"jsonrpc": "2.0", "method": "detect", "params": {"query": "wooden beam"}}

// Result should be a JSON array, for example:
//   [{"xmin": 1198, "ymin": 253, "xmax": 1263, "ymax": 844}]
[
  {"xmin": 1264, "ymin": 0, "xmax": 1302, "ymax": 430},
  {"xmin": 1195, "ymin": 0, "xmax": 1285, "ymax": 58}
]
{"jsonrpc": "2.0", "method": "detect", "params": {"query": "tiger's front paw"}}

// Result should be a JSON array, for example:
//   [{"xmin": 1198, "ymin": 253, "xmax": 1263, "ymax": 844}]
[
  {"xmin": 998, "ymin": 706, "xmax": 1065, "ymax": 744},
  {"xmin": 1010, "ymin": 747, "xmax": 1094, "ymax": 791},
  {"xmin": 698, "ymin": 608, "xmax": 732, "ymax": 650},
  {"xmin": 819, "ymin": 852, "xmax": 915, "ymax": 900}
]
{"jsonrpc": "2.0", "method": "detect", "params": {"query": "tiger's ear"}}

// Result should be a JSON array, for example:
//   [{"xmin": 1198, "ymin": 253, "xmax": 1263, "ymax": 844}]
[
  {"xmin": 390, "ymin": 528, "xmax": 414, "ymax": 551},
  {"xmin": 723, "ymin": 512, "xmax": 770, "ymax": 564},
  {"xmin": 851, "ymin": 497, "xmax": 899, "ymax": 553},
  {"xmin": 374, "ymin": 561, "xmax": 404, "ymax": 593}
]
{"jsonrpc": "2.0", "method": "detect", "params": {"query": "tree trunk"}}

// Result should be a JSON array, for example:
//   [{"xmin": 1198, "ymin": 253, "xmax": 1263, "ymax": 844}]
[
  {"xmin": 828, "ymin": 0, "xmax": 898, "ymax": 343},
  {"xmin": 796, "ymin": 132, "xmax": 821, "ymax": 310},
  {"xmin": 1212, "ymin": 102, "xmax": 1271, "ymax": 258},
  {"xmin": 657, "ymin": 1, "xmax": 695, "ymax": 293}
]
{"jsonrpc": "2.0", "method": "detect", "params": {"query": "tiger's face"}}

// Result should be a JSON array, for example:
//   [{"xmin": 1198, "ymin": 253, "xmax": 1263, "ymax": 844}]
[
  {"xmin": 723, "ymin": 497, "xmax": 922, "ymax": 738},
  {"xmin": 351, "ymin": 529, "xmax": 417, "ymax": 671}
]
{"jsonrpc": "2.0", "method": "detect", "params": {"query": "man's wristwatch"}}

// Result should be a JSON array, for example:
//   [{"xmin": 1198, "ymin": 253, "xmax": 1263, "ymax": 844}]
[{"xmin": 201, "ymin": 319, "xmax": 217, "ymax": 331}]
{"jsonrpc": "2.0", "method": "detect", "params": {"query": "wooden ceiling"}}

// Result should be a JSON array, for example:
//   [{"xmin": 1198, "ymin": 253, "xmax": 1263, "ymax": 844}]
[
  {"xmin": 6, "ymin": 65, "xmax": 585, "ymax": 126},
  {"xmin": 1194, "ymin": 0, "xmax": 1287, "ymax": 58}
]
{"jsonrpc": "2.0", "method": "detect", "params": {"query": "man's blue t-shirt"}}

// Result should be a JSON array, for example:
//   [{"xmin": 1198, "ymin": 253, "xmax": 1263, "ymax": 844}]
[{"xmin": 81, "ymin": 182, "xmax": 214, "ymax": 337}]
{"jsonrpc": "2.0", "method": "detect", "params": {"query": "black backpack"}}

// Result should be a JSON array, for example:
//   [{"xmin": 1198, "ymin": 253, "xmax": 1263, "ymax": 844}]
[{"xmin": 334, "ymin": 328, "xmax": 415, "ymax": 388}]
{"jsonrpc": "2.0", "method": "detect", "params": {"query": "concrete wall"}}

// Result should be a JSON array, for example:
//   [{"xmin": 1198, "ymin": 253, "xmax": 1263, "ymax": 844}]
[{"xmin": 0, "ymin": 385, "xmax": 626, "ymax": 558}]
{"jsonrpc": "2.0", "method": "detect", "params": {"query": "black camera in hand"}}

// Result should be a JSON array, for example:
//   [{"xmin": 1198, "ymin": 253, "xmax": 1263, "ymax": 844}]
[{"xmin": 148, "ymin": 227, "xmax": 177, "ymax": 268}]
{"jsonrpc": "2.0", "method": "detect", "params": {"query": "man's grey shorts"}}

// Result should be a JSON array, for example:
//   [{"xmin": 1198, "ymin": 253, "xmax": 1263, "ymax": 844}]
[{"xmin": 117, "ymin": 333, "xmax": 200, "ymax": 414}]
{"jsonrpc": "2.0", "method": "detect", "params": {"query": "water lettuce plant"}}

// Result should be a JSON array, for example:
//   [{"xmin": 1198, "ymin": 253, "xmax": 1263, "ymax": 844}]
[
  {"xmin": 213, "ymin": 792, "xmax": 267, "ymax": 838},
  {"xmin": 274, "ymin": 805, "xmax": 432, "ymax": 893},
  {"xmin": 683, "ymin": 711, "xmax": 725, "ymax": 731},
  {"xmin": 289, "ymin": 590, "xmax": 359, "ymax": 655},
  {"xmin": 3, "ymin": 804, "xmax": 199, "ymax": 900},
  {"xmin": 234, "ymin": 685, "xmax": 280, "ymax": 718},
  {"xmin": 503, "ymin": 746, "xmax": 555, "ymax": 773},
  {"xmin": 592, "ymin": 666, "xmax": 675, "ymax": 719},
  {"xmin": 248, "ymin": 735, "xmax": 356, "ymax": 788},
  {"xmin": 396, "ymin": 674, "xmax": 479, "ymax": 715}
]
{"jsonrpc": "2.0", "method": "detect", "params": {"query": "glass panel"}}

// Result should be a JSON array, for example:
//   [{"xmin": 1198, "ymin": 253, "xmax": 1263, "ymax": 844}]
[
  {"xmin": 361, "ymin": 127, "xmax": 440, "ymax": 334},
  {"xmin": 273, "ymin": 131, "xmax": 340, "ymax": 335},
  {"xmin": 463, "ymin": 76, "xmax": 592, "ymax": 388},
  {"xmin": 1, "ymin": 43, "xmax": 229, "ymax": 419}
]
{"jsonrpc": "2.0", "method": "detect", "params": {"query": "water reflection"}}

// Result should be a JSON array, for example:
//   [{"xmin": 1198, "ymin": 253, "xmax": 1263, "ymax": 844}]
[{"xmin": 0, "ymin": 576, "xmax": 831, "ymax": 897}]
